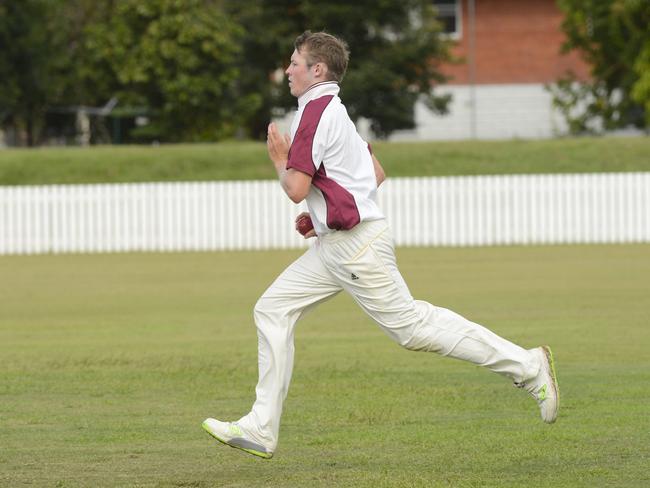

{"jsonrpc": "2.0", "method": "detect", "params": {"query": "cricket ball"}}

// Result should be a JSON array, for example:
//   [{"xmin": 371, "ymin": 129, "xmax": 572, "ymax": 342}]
[{"xmin": 297, "ymin": 215, "xmax": 314, "ymax": 236}]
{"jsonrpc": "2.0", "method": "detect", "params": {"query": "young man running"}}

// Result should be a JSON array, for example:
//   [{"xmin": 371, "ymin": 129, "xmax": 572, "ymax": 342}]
[{"xmin": 202, "ymin": 31, "xmax": 559, "ymax": 459}]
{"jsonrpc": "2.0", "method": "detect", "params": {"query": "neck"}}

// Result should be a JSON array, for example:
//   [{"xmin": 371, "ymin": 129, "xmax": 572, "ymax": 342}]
[{"xmin": 298, "ymin": 80, "xmax": 337, "ymax": 99}]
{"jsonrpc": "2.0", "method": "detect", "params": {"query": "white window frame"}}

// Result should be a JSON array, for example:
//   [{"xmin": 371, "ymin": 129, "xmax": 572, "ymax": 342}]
[{"xmin": 433, "ymin": 0, "xmax": 462, "ymax": 40}]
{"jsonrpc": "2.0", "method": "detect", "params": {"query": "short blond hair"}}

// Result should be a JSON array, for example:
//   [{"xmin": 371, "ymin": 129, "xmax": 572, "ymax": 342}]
[{"xmin": 294, "ymin": 31, "xmax": 350, "ymax": 82}]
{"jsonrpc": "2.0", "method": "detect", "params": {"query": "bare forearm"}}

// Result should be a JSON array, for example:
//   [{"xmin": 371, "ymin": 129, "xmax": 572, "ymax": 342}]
[
  {"xmin": 275, "ymin": 165, "xmax": 311, "ymax": 203},
  {"xmin": 372, "ymin": 154, "xmax": 386, "ymax": 187},
  {"xmin": 274, "ymin": 164, "xmax": 293, "ymax": 197}
]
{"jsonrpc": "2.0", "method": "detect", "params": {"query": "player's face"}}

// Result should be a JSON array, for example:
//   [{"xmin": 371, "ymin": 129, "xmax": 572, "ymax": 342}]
[{"xmin": 285, "ymin": 49, "xmax": 316, "ymax": 98}]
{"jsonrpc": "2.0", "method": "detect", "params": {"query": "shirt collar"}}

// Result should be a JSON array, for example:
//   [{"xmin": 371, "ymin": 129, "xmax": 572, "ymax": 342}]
[{"xmin": 297, "ymin": 81, "xmax": 340, "ymax": 108}]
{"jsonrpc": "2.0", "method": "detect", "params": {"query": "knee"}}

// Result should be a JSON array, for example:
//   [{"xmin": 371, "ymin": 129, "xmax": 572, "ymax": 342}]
[
  {"xmin": 253, "ymin": 295, "xmax": 295, "ymax": 329},
  {"xmin": 400, "ymin": 331, "xmax": 436, "ymax": 352},
  {"xmin": 254, "ymin": 296, "xmax": 276, "ymax": 323},
  {"xmin": 399, "ymin": 329, "xmax": 425, "ymax": 351},
  {"xmin": 380, "ymin": 321, "xmax": 423, "ymax": 351},
  {"xmin": 394, "ymin": 304, "xmax": 445, "ymax": 353},
  {"xmin": 253, "ymin": 297, "xmax": 298, "ymax": 350},
  {"xmin": 378, "ymin": 305, "xmax": 430, "ymax": 350}
]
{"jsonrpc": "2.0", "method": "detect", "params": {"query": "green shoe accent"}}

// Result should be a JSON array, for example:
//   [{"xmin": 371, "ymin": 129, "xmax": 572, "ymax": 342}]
[
  {"xmin": 202, "ymin": 421, "xmax": 273, "ymax": 459},
  {"xmin": 538, "ymin": 383, "xmax": 547, "ymax": 401},
  {"xmin": 544, "ymin": 345, "xmax": 560, "ymax": 408}
]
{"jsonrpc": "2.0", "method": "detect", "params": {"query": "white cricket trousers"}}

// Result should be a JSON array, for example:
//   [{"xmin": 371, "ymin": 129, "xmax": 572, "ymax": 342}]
[{"xmin": 237, "ymin": 219, "xmax": 540, "ymax": 451}]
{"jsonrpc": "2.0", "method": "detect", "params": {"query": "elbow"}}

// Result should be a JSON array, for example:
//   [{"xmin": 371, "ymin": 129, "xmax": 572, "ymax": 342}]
[
  {"xmin": 282, "ymin": 169, "xmax": 311, "ymax": 203},
  {"xmin": 287, "ymin": 186, "xmax": 308, "ymax": 204}
]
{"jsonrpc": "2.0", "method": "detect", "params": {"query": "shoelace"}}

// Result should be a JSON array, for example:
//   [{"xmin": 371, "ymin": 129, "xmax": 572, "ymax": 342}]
[
  {"xmin": 228, "ymin": 423, "xmax": 244, "ymax": 437},
  {"xmin": 514, "ymin": 381, "xmax": 547, "ymax": 401}
]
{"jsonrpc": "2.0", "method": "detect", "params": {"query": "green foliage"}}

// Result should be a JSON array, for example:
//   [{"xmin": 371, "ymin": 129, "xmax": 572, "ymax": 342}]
[
  {"xmin": 79, "ymin": 0, "xmax": 260, "ymax": 142},
  {"xmin": 631, "ymin": 40, "xmax": 650, "ymax": 126},
  {"xmin": 551, "ymin": 0, "xmax": 650, "ymax": 133},
  {"xmin": 1, "ymin": 0, "xmax": 453, "ymax": 144},
  {"xmin": 228, "ymin": 0, "xmax": 454, "ymax": 139},
  {"xmin": 0, "ymin": 0, "xmax": 67, "ymax": 145}
]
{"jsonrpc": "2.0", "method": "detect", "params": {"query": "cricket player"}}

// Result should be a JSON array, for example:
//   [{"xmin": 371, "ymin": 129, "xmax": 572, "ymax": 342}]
[{"xmin": 202, "ymin": 31, "xmax": 559, "ymax": 459}]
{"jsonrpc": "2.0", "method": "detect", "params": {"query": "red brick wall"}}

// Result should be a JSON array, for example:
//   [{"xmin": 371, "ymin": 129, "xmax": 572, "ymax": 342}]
[{"xmin": 440, "ymin": 0, "xmax": 591, "ymax": 85}]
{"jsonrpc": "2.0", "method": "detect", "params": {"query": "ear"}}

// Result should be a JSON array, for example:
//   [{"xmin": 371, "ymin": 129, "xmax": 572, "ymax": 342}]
[{"xmin": 313, "ymin": 62, "xmax": 329, "ymax": 80}]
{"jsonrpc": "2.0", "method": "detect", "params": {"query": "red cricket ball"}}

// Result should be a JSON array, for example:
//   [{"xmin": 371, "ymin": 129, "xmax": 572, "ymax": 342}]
[{"xmin": 297, "ymin": 215, "xmax": 314, "ymax": 236}]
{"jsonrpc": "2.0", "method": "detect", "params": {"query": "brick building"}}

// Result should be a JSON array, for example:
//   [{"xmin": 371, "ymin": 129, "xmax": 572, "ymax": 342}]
[{"xmin": 388, "ymin": 0, "xmax": 591, "ymax": 140}]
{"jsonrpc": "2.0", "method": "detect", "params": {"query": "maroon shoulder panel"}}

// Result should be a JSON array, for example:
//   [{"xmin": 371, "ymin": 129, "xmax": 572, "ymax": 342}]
[{"xmin": 286, "ymin": 95, "xmax": 334, "ymax": 177}]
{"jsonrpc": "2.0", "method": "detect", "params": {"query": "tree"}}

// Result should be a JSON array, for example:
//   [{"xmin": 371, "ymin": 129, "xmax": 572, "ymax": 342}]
[
  {"xmin": 631, "ymin": 39, "xmax": 650, "ymax": 126},
  {"xmin": 1, "ymin": 0, "xmax": 454, "ymax": 144},
  {"xmin": 227, "ymin": 0, "xmax": 454, "ymax": 139},
  {"xmin": 77, "ymin": 0, "xmax": 259, "ymax": 142},
  {"xmin": 0, "ymin": 0, "xmax": 67, "ymax": 145},
  {"xmin": 551, "ymin": 0, "xmax": 650, "ymax": 133}
]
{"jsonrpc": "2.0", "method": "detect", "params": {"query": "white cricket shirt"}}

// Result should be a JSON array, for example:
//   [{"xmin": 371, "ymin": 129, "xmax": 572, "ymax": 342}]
[{"xmin": 286, "ymin": 81, "xmax": 384, "ymax": 235}]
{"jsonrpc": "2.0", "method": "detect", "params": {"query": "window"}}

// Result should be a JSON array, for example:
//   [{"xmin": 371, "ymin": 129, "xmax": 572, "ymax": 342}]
[{"xmin": 433, "ymin": 0, "xmax": 461, "ymax": 38}]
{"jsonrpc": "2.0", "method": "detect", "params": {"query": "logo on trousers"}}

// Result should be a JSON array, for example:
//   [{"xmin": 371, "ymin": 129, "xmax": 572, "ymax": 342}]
[{"xmin": 351, "ymin": 273, "xmax": 359, "ymax": 280}]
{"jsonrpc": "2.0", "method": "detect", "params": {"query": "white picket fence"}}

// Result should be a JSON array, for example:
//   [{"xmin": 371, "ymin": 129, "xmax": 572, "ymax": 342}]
[{"xmin": 1, "ymin": 173, "xmax": 649, "ymax": 255}]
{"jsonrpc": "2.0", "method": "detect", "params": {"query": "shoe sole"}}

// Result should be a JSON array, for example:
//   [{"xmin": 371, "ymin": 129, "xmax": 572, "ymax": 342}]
[
  {"xmin": 541, "ymin": 345, "xmax": 560, "ymax": 423},
  {"xmin": 201, "ymin": 421, "xmax": 273, "ymax": 459}
]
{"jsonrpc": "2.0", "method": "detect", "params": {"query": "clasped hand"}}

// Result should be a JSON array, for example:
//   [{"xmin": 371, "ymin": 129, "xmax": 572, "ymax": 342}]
[{"xmin": 266, "ymin": 123, "xmax": 291, "ymax": 170}]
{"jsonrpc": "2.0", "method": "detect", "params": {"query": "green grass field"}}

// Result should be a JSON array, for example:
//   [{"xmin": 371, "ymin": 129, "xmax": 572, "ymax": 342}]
[
  {"xmin": 1, "ymin": 136, "xmax": 649, "ymax": 185},
  {"xmin": 1, "ymin": 245, "xmax": 649, "ymax": 487}
]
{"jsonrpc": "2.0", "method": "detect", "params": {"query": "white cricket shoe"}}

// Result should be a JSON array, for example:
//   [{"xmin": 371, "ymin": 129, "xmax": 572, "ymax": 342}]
[
  {"xmin": 202, "ymin": 418, "xmax": 273, "ymax": 459},
  {"xmin": 515, "ymin": 346, "xmax": 560, "ymax": 423}
]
